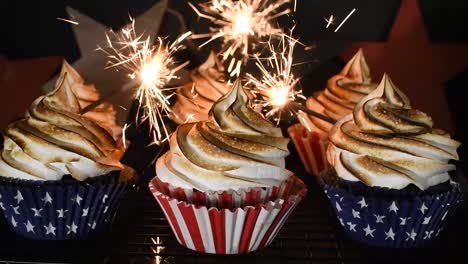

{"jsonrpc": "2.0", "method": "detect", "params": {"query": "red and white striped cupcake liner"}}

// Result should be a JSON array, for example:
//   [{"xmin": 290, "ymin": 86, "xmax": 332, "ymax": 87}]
[
  {"xmin": 288, "ymin": 123, "xmax": 329, "ymax": 176},
  {"xmin": 149, "ymin": 176, "xmax": 307, "ymax": 254}
]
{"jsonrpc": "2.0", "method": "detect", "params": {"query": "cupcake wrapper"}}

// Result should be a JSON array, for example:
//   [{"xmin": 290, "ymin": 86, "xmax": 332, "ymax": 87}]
[
  {"xmin": 149, "ymin": 176, "xmax": 307, "ymax": 254},
  {"xmin": 288, "ymin": 123, "xmax": 329, "ymax": 176},
  {"xmin": 150, "ymin": 176, "xmax": 295, "ymax": 209},
  {"xmin": 319, "ymin": 179, "xmax": 464, "ymax": 248},
  {"xmin": 0, "ymin": 176, "xmax": 134, "ymax": 240}
]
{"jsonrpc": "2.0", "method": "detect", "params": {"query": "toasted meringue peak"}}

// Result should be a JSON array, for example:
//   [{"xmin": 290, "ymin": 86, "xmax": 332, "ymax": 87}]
[
  {"xmin": 328, "ymin": 76, "xmax": 460, "ymax": 190},
  {"xmin": 157, "ymin": 80, "xmax": 292, "ymax": 191},
  {"xmin": 0, "ymin": 61, "xmax": 124, "ymax": 181},
  {"xmin": 170, "ymin": 52, "xmax": 230, "ymax": 124},
  {"xmin": 354, "ymin": 74, "xmax": 432, "ymax": 134},
  {"xmin": 302, "ymin": 49, "xmax": 377, "ymax": 136}
]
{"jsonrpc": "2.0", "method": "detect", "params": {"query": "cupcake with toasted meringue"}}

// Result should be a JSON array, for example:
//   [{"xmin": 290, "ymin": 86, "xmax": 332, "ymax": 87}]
[
  {"xmin": 149, "ymin": 81, "xmax": 306, "ymax": 254},
  {"xmin": 0, "ymin": 61, "xmax": 136, "ymax": 240},
  {"xmin": 170, "ymin": 52, "xmax": 231, "ymax": 124},
  {"xmin": 288, "ymin": 49, "xmax": 378, "ymax": 175},
  {"xmin": 320, "ymin": 74, "xmax": 463, "ymax": 248}
]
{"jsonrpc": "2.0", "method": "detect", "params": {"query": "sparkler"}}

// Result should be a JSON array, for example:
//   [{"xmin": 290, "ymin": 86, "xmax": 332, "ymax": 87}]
[
  {"xmin": 189, "ymin": 0, "xmax": 292, "ymax": 75},
  {"xmin": 97, "ymin": 18, "xmax": 191, "ymax": 144}
]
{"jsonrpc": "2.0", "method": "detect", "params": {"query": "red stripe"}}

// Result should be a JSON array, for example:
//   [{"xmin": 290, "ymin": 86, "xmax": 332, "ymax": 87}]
[
  {"xmin": 177, "ymin": 203, "xmax": 205, "ymax": 252},
  {"xmin": 310, "ymin": 132, "xmax": 324, "ymax": 173},
  {"xmin": 238, "ymin": 207, "xmax": 261, "ymax": 254},
  {"xmin": 219, "ymin": 192, "xmax": 233, "ymax": 209},
  {"xmin": 258, "ymin": 201, "xmax": 294, "ymax": 249},
  {"xmin": 209, "ymin": 209, "xmax": 226, "ymax": 254},
  {"xmin": 155, "ymin": 195, "xmax": 187, "ymax": 247}
]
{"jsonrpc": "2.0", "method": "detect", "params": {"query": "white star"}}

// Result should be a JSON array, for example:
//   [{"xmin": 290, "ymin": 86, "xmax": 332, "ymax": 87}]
[
  {"xmin": 374, "ymin": 214, "xmax": 386, "ymax": 223},
  {"xmin": 399, "ymin": 217, "xmax": 411, "ymax": 226},
  {"xmin": 88, "ymin": 221, "xmax": 97, "ymax": 230},
  {"xmin": 385, "ymin": 228, "xmax": 396, "ymax": 240},
  {"xmin": 419, "ymin": 202, "xmax": 428, "ymax": 214},
  {"xmin": 102, "ymin": 194, "xmax": 109, "ymax": 203},
  {"xmin": 66, "ymin": 222, "xmax": 78, "ymax": 234},
  {"xmin": 357, "ymin": 197, "xmax": 368, "ymax": 208},
  {"xmin": 32, "ymin": 208, "xmax": 43, "ymax": 217},
  {"xmin": 104, "ymin": 206, "xmax": 109, "ymax": 213},
  {"xmin": 363, "ymin": 225, "xmax": 375, "ymax": 237},
  {"xmin": 44, "ymin": 222, "xmax": 56, "ymax": 236},
  {"xmin": 441, "ymin": 211, "xmax": 448, "ymax": 221},
  {"xmin": 11, "ymin": 216, "xmax": 17, "ymax": 227},
  {"xmin": 71, "ymin": 194, "xmax": 83, "ymax": 205},
  {"xmin": 13, "ymin": 190, "xmax": 24, "ymax": 204},
  {"xmin": 406, "ymin": 229, "xmax": 417, "ymax": 241},
  {"xmin": 57, "ymin": 209, "xmax": 68, "ymax": 218},
  {"xmin": 436, "ymin": 228, "xmax": 443, "ymax": 237},
  {"xmin": 339, "ymin": 218, "xmax": 345, "ymax": 226},
  {"xmin": 42, "ymin": 192, "xmax": 53, "ymax": 205},
  {"xmin": 334, "ymin": 194, "xmax": 340, "ymax": 198},
  {"xmin": 0, "ymin": 202, "xmax": 5, "ymax": 210},
  {"xmin": 24, "ymin": 221, "xmax": 35, "ymax": 233},
  {"xmin": 352, "ymin": 209, "xmax": 361, "ymax": 219},
  {"xmin": 422, "ymin": 216, "xmax": 432, "ymax": 225},
  {"xmin": 424, "ymin": 230, "xmax": 434, "ymax": 240},
  {"xmin": 82, "ymin": 208, "xmax": 89, "ymax": 217},
  {"xmin": 388, "ymin": 201, "xmax": 399, "ymax": 213},
  {"xmin": 347, "ymin": 222, "xmax": 356, "ymax": 232},
  {"xmin": 335, "ymin": 202, "xmax": 342, "ymax": 212},
  {"xmin": 10, "ymin": 205, "xmax": 20, "ymax": 215},
  {"xmin": 340, "ymin": 197, "xmax": 344, "ymax": 202}
]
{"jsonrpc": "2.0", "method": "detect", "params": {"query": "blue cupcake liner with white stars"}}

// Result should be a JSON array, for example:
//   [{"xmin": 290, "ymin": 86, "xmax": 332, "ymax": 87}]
[
  {"xmin": 0, "ymin": 172, "xmax": 134, "ymax": 240},
  {"xmin": 318, "ymin": 178, "xmax": 464, "ymax": 248}
]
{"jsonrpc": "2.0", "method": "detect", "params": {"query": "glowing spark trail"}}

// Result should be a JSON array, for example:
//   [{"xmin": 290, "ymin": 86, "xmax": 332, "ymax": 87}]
[
  {"xmin": 335, "ymin": 8, "xmax": 356, "ymax": 32},
  {"xmin": 57, "ymin": 17, "xmax": 79, "ymax": 25},
  {"xmin": 247, "ymin": 34, "xmax": 305, "ymax": 124},
  {"xmin": 190, "ymin": 0, "xmax": 292, "ymax": 72},
  {"xmin": 325, "ymin": 15, "xmax": 335, "ymax": 28},
  {"xmin": 98, "ymin": 19, "xmax": 191, "ymax": 144}
]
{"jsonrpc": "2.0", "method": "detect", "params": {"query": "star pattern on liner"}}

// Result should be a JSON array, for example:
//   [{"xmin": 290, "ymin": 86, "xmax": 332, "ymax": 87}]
[
  {"xmin": 24, "ymin": 221, "xmax": 35, "ymax": 233},
  {"xmin": 32, "ymin": 208, "xmax": 43, "ymax": 217},
  {"xmin": 347, "ymin": 222, "xmax": 357, "ymax": 232},
  {"xmin": 42, "ymin": 192, "xmax": 53, "ymax": 205},
  {"xmin": 0, "ymin": 202, "xmax": 5, "ymax": 210},
  {"xmin": 57, "ymin": 209, "xmax": 68, "ymax": 218},
  {"xmin": 13, "ymin": 190, "xmax": 24, "ymax": 204},
  {"xmin": 374, "ymin": 214, "xmax": 385, "ymax": 224},
  {"xmin": 441, "ymin": 211, "xmax": 448, "ymax": 221},
  {"xmin": 11, "ymin": 216, "xmax": 17, "ymax": 228},
  {"xmin": 419, "ymin": 202, "xmax": 428, "ymax": 214},
  {"xmin": 88, "ymin": 221, "xmax": 97, "ymax": 230},
  {"xmin": 385, "ymin": 227, "xmax": 396, "ymax": 241},
  {"xmin": 82, "ymin": 208, "xmax": 89, "ymax": 217},
  {"xmin": 436, "ymin": 228, "xmax": 444, "ymax": 237},
  {"xmin": 357, "ymin": 197, "xmax": 368, "ymax": 208},
  {"xmin": 102, "ymin": 195, "xmax": 109, "ymax": 203},
  {"xmin": 399, "ymin": 217, "xmax": 411, "ymax": 226},
  {"xmin": 363, "ymin": 225, "xmax": 375, "ymax": 237},
  {"xmin": 351, "ymin": 209, "xmax": 361, "ymax": 219},
  {"xmin": 339, "ymin": 218, "xmax": 345, "ymax": 226},
  {"xmin": 335, "ymin": 202, "xmax": 342, "ymax": 212},
  {"xmin": 406, "ymin": 229, "xmax": 417, "ymax": 241},
  {"xmin": 424, "ymin": 230, "xmax": 434, "ymax": 240},
  {"xmin": 66, "ymin": 222, "xmax": 78, "ymax": 235},
  {"xmin": 422, "ymin": 216, "xmax": 432, "ymax": 225},
  {"xmin": 10, "ymin": 205, "xmax": 20, "ymax": 215},
  {"xmin": 71, "ymin": 194, "xmax": 83, "ymax": 205},
  {"xmin": 104, "ymin": 206, "xmax": 109, "ymax": 213},
  {"xmin": 44, "ymin": 222, "xmax": 56, "ymax": 236},
  {"xmin": 388, "ymin": 201, "xmax": 399, "ymax": 213}
]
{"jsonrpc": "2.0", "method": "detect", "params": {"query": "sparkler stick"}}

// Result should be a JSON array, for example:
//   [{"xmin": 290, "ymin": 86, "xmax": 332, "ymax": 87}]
[{"xmin": 94, "ymin": 18, "xmax": 191, "ymax": 144}]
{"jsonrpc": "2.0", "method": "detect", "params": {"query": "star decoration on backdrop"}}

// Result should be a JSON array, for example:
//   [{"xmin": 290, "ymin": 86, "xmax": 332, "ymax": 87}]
[
  {"xmin": 341, "ymin": 0, "xmax": 468, "ymax": 132},
  {"xmin": 42, "ymin": 0, "xmax": 168, "ymax": 125}
]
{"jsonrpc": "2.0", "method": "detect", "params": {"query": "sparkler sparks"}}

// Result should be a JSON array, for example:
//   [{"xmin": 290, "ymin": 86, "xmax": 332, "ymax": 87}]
[
  {"xmin": 189, "ymin": 0, "xmax": 292, "ymax": 68},
  {"xmin": 247, "ymin": 34, "xmax": 305, "ymax": 124},
  {"xmin": 334, "ymin": 8, "xmax": 356, "ymax": 32},
  {"xmin": 98, "ymin": 18, "xmax": 191, "ymax": 144}
]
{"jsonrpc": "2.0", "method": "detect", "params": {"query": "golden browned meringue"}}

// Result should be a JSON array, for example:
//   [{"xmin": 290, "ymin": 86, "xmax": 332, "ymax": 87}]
[
  {"xmin": 157, "ymin": 80, "xmax": 292, "ymax": 191},
  {"xmin": 299, "ymin": 49, "xmax": 377, "ymax": 137},
  {"xmin": 327, "ymin": 74, "xmax": 460, "ymax": 190},
  {"xmin": 0, "ymin": 61, "xmax": 125, "ymax": 181},
  {"xmin": 170, "ymin": 52, "xmax": 231, "ymax": 124}
]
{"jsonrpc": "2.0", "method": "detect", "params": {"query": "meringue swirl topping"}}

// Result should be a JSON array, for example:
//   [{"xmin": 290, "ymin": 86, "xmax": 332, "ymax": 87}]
[
  {"xmin": 299, "ymin": 49, "xmax": 377, "ymax": 135},
  {"xmin": 327, "ymin": 74, "xmax": 460, "ymax": 190},
  {"xmin": 157, "ymin": 80, "xmax": 292, "ymax": 191},
  {"xmin": 0, "ymin": 61, "xmax": 125, "ymax": 181},
  {"xmin": 170, "ymin": 52, "xmax": 231, "ymax": 124}
]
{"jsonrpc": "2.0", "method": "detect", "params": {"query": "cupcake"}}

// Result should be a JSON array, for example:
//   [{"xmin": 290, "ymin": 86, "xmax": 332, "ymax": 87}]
[
  {"xmin": 150, "ymin": 80, "xmax": 307, "ymax": 254},
  {"xmin": 288, "ymin": 49, "xmax": 377, "ymax": 175},
  {"xmin": 0, "ymin": 61, "xmax": 136, "ymax": 240},
  {"xmin": 170, "ymin": 52, "xmax": 231, "ymax": 124},
  {"xmin": 321, "ymin": 74, "xmax": 463, "ymax": 248}
]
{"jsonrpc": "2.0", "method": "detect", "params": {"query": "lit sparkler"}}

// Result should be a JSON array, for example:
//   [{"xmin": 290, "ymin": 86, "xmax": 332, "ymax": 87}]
[
  {"xmin": 247, "ymin": 34, "xmax": 305, "ymax": 124},
  {"xmin": 189, "ymin": 0, "xmax": 292, "ymax": 75},
  {"xmin": 98, "ymin": 18, "xmax": 191, "ymax": 144}
]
